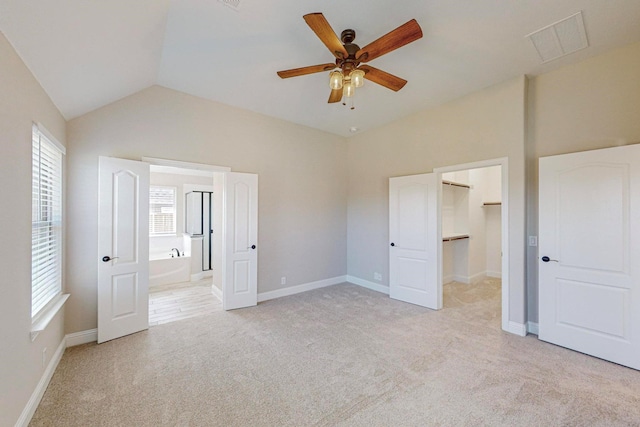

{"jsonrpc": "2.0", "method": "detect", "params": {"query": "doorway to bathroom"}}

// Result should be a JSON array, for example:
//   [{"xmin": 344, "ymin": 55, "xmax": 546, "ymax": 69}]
[
  {"xmin": 148, "ymin": 164, "xmax": 221, "ymax": 326},
  {"xmin": 97, "ymin": 156, "xmax": 258, "ymax": 343}
]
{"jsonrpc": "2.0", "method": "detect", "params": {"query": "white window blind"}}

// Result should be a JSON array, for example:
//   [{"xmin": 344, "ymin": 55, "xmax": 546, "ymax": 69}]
[
  {"xmin": 32, "ymin": 124, "xmax": 64, "ymax": 318},
  {"xmin": 149, "ymin": 186, "xmax": 176, "ymax": 235}
]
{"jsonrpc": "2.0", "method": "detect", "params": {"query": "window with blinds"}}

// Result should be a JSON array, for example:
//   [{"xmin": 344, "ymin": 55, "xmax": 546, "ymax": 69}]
[
  {"xmin": 149, "ymin": 186, "xmax": 177, "ymax": 235},
  {"xmin": 32, "ymin": 124, "xmax": 64, "ymax": 318}
]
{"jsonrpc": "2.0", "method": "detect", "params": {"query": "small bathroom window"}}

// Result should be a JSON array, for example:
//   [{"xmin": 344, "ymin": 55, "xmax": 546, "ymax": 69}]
[{"xmin": 149, "ymin": 185, "xmax": 177, "ymax": 235}]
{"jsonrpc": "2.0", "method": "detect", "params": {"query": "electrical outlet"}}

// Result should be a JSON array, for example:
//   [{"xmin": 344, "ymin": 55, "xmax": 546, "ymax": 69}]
[
  {"xmin": 42, "ymin": 347, "xmax": 47, "ymax": 368},
  {"xmin": 281, "ymin": 276, "xmax": 286, "ymax": 285},
  {"xmin": 529, "ymin": 236, "xmax": 538, "ymax": 247},
  {"xmin": 374, "ymin": 272, "xmax": 382, "ymax": 281}
]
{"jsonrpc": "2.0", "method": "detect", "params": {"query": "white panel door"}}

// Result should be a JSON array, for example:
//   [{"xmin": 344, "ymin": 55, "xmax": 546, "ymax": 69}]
[
  {"xmin": 223, "ymin": 172, "xmax": 258, "ymax": 310},
  {"xmin": 98, "ymin": 157, "xmax": 150, "ymax": 343},
  {"xmin": 389, "ymin": 173, "xmax": 440, "ymax": 309},
  {"xmin": 539, "ymin": 144, "xmax": 640, "ymax": 370}
]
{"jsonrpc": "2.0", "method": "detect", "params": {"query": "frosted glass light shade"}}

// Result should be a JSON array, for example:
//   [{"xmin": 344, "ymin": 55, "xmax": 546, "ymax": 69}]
[
  {"xmin": 329, "ymin": 70, "xmax": 343, "ymax": 90},
  {"xmin": 344, "ymin": 81, "xmax": 355, "ymax": 98},
  {"xmin": 350, "ymin": 69, "xmax": 365, "ymax": 88}
]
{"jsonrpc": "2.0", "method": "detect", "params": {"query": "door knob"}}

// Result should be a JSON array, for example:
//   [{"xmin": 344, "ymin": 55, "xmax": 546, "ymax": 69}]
[
  {"xmin": 541, "ymin": 256, "xmax": 558, "ymax": 263},
  {"xmin": 390, "ymin": 243, "xmax": 395, "ymax": 247},
  {"xmin": 102, "ymin": 256, "xmax": 119, "ymax": 262},
  {"xmin": 248, "ymin": 245, "xmax": 256, "ymax": 250}
]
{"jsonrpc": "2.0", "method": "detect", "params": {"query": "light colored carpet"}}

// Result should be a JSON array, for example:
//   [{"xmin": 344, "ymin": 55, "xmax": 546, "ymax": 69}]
[{"xmin": 31, "ymin": 279, "xmax": 640, "ymax": 426}]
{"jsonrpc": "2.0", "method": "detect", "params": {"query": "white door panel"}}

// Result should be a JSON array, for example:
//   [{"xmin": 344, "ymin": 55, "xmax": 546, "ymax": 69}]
[
  {"xmin": 223, "ymin": 172, "xmax": 258, "ymax": 310},
  {"xmin": 539, "ymin": 144, "xmax": 640, "ymax": 370},
  {"xmin": 389, "ymin": 173, "xmax": 440, "ymax": 309},
  {"xmin": 98, "ymin": 157, "xmax": 149, "ymax": 343}
]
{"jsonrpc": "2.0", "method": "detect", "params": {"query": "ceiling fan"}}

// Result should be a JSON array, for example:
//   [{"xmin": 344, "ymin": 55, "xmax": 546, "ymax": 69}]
[{"xmin": 277, "ymin": 13, "xmax": 423, "ymax": 106}]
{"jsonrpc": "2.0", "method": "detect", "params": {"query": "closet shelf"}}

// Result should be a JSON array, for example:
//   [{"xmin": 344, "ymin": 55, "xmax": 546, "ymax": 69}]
[
  {"xmin": 442, "ymin": 180, "xmax": 470, "ymax": 189},
  {"xmin": 482, "ymin": 202, "xmax": 501, "ymax": 206},
  {"xmin": 442, "ymin": 234, "xmax": 470, "ymax": 242}
]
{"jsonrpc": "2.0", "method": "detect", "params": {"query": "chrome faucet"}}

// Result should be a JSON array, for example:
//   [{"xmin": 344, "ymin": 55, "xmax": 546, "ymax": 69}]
[{"xmin": 171, "ymin": 248, "xmax": 181, "ymax": 257}]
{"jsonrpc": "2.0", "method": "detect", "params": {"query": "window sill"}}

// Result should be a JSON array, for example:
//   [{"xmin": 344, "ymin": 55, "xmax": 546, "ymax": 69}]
[{"xmin": 31, "ymin": 293, "xmax": 70, "ymax": 342}]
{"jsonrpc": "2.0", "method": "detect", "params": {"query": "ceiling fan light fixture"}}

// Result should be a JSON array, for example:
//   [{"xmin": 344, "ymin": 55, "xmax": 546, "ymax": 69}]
[
  {"xmin": 350, "ymin": 69, "xmax": 365, "ymax": 88},
  {"xmin": 329, "ymin": 70, "xmax": 344, "ymax": 90}
]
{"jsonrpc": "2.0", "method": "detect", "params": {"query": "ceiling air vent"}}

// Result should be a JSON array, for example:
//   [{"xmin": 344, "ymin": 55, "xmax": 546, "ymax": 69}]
[
  {"xmin": 218, "ymin": 0, "xmax": 241, "ymax": 11},
  {"xmin": 526, "ymin": 11, "xmax": 589, "ymax": 63}
]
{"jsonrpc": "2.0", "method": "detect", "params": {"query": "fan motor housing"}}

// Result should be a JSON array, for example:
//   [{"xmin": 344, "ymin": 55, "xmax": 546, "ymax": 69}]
[{"xmin": 337, "ymin": 29, "xmax": 360, "ymax": 71}]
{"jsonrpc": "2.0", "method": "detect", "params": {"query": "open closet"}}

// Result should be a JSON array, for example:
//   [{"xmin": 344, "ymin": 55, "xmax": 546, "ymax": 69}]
[{"xmin": 441, "ymin": 165, "xmax": 502, "ymax": 285}]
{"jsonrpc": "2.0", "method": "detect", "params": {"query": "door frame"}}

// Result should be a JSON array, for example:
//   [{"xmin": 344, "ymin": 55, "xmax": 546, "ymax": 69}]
[
  {"xmin": 142, "ymin": 156, "xmax": 231, "ymax": 303},
  {"xmin": 434, "ymin": 157, "xmax": 510, "ymax": 333}
]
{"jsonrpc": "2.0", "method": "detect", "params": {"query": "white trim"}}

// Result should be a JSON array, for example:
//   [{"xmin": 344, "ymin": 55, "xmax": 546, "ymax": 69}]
[
  {"xmin": 191, "ymin": 270, "xmax": 213, "ymax": 282},
  {"xmin": 211, "ymin": 284, "xmax": 222, "ymax": 301},
  {"xmin": 142, "ymin": 157, "xmax": 231, "ymax": 173},
  {"xmin": 451, "ymin": 275, "xmax": 469, "ymax": 284},
  {"xmin": 15, "ymin": 336, "xmax": 66, "ymax": 427},
  {"xmin": 527, "ymin": 321, "xmax": 539, "ymax": 335},
  {"xmin": 35, "ymin": 122, "xmax": 66, "ymax": 154},
  {"xmin": 257, "ymin": 276, "xmax": 347, "ymax": 302},
  {"xmin": 346, "ymin": 275, "xmax": 390, "ymax": 294},
  {"xmin": 486, "ymin": 270, "xmax": 502, "ymax": 278},
  {"xmin": 183, "ymin": 184, "xmax": 215, "ymax": 193},
  {"xmin": 434, "ymin": 157, "xmax": 512, "ymax": 334},
  {"xmin": 504, "ymin": 321, "xmax": 527, "ymax": 337},
  {"xmin": 30, "ymin": 294, "xmax": 70, "ymax": 342},
  {"xmin": 65, "ymin": 329, "xmax": 98, "ymax": 347},
  {"xmin": 468, "ymin": 272, "xmax": 486, "ymax": 284}
]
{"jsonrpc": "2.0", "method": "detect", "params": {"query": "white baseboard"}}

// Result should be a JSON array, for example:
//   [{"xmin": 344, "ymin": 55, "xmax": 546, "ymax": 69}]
[
  {"xmin": 15, "ymin": 336, "xmax": 66, "ymax": 427},
  {"xmin": 210, "ymin": 284, "xmax": 222, "ymax": 301},
  {"xmin": 453, "ymin": 275, "xmax": 470, "ymax": 284},
  {"xmin": 257, "ymin": 275, "xmax": 347, "ymax": 302},
  {"xmin": 444, "ymin": 271, "xmax": 503, "ymax": 284},
  {"xmin": 65, "ymin": 329, "xmax": 97, "ymax": 347},
  {"xmin": 527, "ymin": 321, "xmax": 539, "ymax": 335},
  {"xmin": 468, "ymin": 272, "xmax": 487, "ymax": 283},
  {"xmin": 503, "ymin": 321, "xmax": 527, "ymax": 337},
  {"xmin": 191, "ymin": 270, "xmax": 213, "ymax": 282},
  {"xmin": 346, "ymin": 275, "xmax": 390, "ymax": 295}
]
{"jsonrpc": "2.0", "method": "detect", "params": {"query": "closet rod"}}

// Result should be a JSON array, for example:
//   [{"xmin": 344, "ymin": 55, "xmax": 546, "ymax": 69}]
[{"xmin": 442, "ymin": 180, "xmax": 471, "ymax": 189}]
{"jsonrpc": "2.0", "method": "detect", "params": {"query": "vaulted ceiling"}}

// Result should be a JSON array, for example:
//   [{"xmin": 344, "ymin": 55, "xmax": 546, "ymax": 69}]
[{"xmin": 2, "ymin": 0, "xmax": 640, "ymax": 137}]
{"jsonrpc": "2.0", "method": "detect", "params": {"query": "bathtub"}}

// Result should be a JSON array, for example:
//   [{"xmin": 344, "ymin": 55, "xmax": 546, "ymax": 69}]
[{"xmin": 149, "ymin": 254, "xmax": 192, "ymax": 288}]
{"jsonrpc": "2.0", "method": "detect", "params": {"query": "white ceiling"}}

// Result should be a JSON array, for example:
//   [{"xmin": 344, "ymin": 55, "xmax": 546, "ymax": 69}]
[{"xmin": 2, "ymin": 0, "xmax": 640, "ymax": 137}]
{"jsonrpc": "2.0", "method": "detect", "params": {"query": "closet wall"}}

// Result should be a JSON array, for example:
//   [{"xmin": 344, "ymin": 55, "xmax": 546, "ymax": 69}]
[{"xmin": 442, "ymin": 166, "xmax": 501, "ymax": 284}]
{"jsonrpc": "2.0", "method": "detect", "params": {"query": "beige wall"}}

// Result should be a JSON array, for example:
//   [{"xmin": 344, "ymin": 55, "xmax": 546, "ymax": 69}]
[
  {"xmin": 347, "ymin": 76, "xmax": 527, "ymax": 324},
  {"xmin": 65, "ymin": 85, "xmax": 348, "ymax": 333},
  {"xmin": 0, "ymin": 32, "xmax": 67, "ymax": 426},
  {"xmin": 526, "ymin": 41, "xmax": 640, "ymax": 322}
]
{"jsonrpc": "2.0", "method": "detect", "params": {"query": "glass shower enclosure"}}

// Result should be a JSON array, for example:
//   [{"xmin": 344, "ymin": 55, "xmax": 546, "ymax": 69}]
[{"xmin": 185, "ymin": 191, "xmax": 213, "ymax": 273}]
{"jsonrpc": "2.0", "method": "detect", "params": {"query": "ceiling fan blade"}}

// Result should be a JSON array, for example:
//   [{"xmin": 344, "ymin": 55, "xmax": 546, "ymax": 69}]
[
  {"xmin": 328, "ymin": 87, "xmax": 343, "ymax": 103},
  {"xmin": 356, "ymin": 19, "xmax": 423, "ymax": 63},
  {"xmin": 277, "ymin": 63, "xmax": 336, "ymax": 79},
  {"xmin": 359, "ymin": 65, "xmax": 407, "ymax": 91},
  {"xmin": 303, "ymin": 13, "xmax": 349, "ymax": 59}
]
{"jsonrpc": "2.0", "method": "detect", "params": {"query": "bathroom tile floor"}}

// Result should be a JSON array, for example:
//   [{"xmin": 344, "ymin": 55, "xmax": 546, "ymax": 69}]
[{"xmin": 149, "ymin": 278, "xmax": 222, "ymax": 326}]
